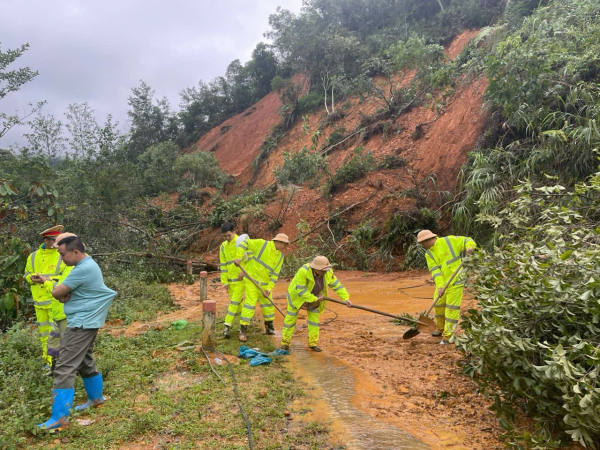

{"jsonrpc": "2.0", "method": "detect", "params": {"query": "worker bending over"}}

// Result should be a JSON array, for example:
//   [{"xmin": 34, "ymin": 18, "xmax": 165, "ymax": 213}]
[
  {"xmin": 37, "ymin": 236, "xmax": 116, "ymax": 430},
  {"xmin": 235, "ymin": 233, "xmax": 289, "ymax": 341},
  {"xmin": 219, "ymin": 222, "xmax": 246, "ymax": 338},
  {"xmin": 281, "ymin": 256, "xmax": 352, "ymax": 352},
  {"xmin": 417, "ymin": 230, "xmax": 476, "ymax": 344},
  {"xmin": 24, "ymin": 225, "xmax": 68, "ymax": 368}
]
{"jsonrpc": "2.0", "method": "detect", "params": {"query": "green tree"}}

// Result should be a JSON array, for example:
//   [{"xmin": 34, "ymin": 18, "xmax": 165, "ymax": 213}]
[
  {"xmin": 137, "ymin": 141, "xmax": 178, "ymax": 195},
  {"xmin": 65, "ymin": 102, "xmax": 100, "ymax": 159},
  {"xmin": 24, "ymin": 112, "xmax": 66, "ymax": 161},
  {"xmin": 127, "ymin": 81, "xmax": 179, "ymax": 160},
  {"xmin": 0, "ymin": 42, "xmax": 44, "ymax": 139},
  {"xmin": 173, "ymin": 151, "xmax": 228, "ymax": 188}
]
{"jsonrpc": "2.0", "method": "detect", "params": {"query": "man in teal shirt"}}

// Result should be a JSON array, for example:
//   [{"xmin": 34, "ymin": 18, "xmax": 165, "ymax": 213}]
[{"xmin": 37, "ymin": 236, "xmax": 116, "ymax": 430}]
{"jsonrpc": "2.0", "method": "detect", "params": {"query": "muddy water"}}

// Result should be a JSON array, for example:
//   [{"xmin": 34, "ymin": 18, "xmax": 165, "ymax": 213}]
[
  {"xmin": 273, "ymin": 273, "xmax": 435, "ymax": 450},
  {"xmin": 290, "ymin": 346, "xmax": 430, "ymax": 450}
]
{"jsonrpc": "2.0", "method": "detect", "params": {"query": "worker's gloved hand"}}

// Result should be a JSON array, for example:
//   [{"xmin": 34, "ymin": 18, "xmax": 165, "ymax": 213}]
[
  {"xmin": 346, "ymin": 299, "xmax": 353, "ymax": 308},
  {"xmin": 438, "ymin": 287, "xmax": 445, "ymax": 297},
  {"xmin": 264, "ymin": 290, "xmax": 271, "ymax": 298},
  {"xmin": 466, "ymin": 248, "xmax": 474, "ymax": 255},
  {"xmin": 234, "ymin": 259, "xmax": 241, "ymax": 267},
  {"xmin": 237, "ymin": 273, "xmax": 244, "ymax": 281},
  {"xmin": 225, "ymin": 285, "xmax": 230, "ymax": 292}
]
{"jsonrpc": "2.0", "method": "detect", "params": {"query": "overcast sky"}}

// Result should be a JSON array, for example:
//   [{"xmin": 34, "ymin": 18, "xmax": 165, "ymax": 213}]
[{"xmin": 0, "ymin": 0, "xmax": 303, "ymax": 148}]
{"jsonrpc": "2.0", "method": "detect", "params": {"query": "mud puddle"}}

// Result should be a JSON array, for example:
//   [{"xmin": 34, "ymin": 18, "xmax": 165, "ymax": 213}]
[{"xmin": 289, "ymin": 344, "xmax": 430, "ymax": 450}]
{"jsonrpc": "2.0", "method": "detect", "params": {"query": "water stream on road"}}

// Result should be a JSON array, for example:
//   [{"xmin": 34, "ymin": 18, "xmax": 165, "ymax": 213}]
[{"xmin": 290, "ymin": 346, "xmax": 431, "ymax": 450}]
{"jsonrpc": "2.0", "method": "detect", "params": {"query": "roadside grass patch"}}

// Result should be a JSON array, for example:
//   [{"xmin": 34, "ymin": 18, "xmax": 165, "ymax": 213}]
[{"xmin": 5, "ymin": 316, "xmax": 325, "ymax": 450}]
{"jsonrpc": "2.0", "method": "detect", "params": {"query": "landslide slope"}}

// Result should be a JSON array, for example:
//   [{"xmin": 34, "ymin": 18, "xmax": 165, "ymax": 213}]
[{"xmin": 189, "ymin": 30, "xmax": 487, "ymax": 264}]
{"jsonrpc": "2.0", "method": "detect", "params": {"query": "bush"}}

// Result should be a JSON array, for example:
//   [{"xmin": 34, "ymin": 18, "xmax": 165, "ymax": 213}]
[
  {"xmin": 0, "ymin": 323, "xmax": 52, "ymax": 448},
  {"xmin": 348, "ymin": 219, "xmax": 377, "ymax": 271},
  {"xmin": 297, "ymin": 90, "xmax": 323, "ymax": 115},
  {"xmin": 327, "ymin": 146, "xmax": 375, "ymax": 193},
  {"xmin": 378, "ymin": 154, "xmax": 407, "ymax": 170},
  {"xmin": 209, "ymin": 190, "xmax": 268, "ymax": 227},
  {"xmin": 275, "ymin": 148, "xmax": 325, "ymax": 187},
  {"xmin": 378, "ymin": 208, "xmax": 438, "ymax": 264},
  {"xmin": 459, "ymin": 173, "xmax": 600, "ymax": 448},
  {"xmin": 174, "ymin": 151, "xmax": 229, "ymax": 189},
  {"xmin": 137, "ymin": 141, "xmax": 178, "ymax": 195}
]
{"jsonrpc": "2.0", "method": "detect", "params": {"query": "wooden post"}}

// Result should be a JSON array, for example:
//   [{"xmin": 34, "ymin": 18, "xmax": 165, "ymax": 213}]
[
  {"xmin": 200, "ymin": 271, "xmax": 208, "ymax": 301},
  {"xmin": 202, "ymin": 300, "xmax": 216, "ymax": 349},
  {"xmin": 187, "ymin": 260, "xmax": 193, "ymax": 275}
]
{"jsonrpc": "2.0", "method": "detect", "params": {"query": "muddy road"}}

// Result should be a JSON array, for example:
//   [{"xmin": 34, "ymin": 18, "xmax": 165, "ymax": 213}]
[{"xmin": 111, "ymin": 270, "xmax": 502, "ymax": 449}]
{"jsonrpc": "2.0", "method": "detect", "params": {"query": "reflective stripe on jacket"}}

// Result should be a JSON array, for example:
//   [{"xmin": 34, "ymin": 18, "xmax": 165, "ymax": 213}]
[
  {"xmin": 24, "ymin": 244, "xmax": 67, "ymax": 308},
  {"xmin": 287, "ymin": 264, "xmax": 350, "ymax": 309},
  {"xmin": 425, "ymin": 235, "xmax": 476, "ymax": 289},
  {"xmin": 219, "ymin": 235, "xmax": 244, "ymax": 285},
  {"xmin": 239, "ymin": 239, "xmax": 283, "ymax": 291}
]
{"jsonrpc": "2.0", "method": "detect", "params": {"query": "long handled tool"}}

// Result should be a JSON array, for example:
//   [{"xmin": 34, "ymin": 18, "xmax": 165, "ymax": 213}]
[
  {"xmin": 235, "ymin": 263, "xmax": 285, "ymax": 318},
  {"xmin": 323, "ymin": 297, "xmax": 435, "ymax": 330},
  {"xmin": 402, "ymin": 261, "xmax": 464, "ymax": 340}
]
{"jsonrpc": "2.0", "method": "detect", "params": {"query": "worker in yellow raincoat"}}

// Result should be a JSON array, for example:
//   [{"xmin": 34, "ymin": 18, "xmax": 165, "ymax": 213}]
[
  {"xmin": 235, "ymin": 233, "xmax": 289, "ymax": 342},
  {"xmin": 219, "ymin": 222, "xmax": 246, "ymax": 338},
  {"xmin": 281, "ymin": 256, "xmax": 352, "ymax": 352},
  {"xmin": 417, "ymin": 230, "xmax": 476, "ymax": 344},
  {"xmin": 24, "ymin": 225, "xmax": 66, "ymax": 366},
  {"xmin": 45, "ymin": 233, "xmax": 76, "ymax": 363}
]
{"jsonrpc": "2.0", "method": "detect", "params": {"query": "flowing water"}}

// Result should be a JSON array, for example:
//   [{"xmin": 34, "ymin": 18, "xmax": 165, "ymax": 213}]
[{"xmin": 290, "ymin": 346, "xmax": 430, "ymax": 450}]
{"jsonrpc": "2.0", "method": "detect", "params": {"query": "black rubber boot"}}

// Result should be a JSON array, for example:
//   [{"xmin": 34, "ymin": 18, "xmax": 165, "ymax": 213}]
[
  {"xmin": 265, "ymin": 321, "xmax": 275, "ymax": 335},
  {"xmin": 309, "ymin": 346, "xmax": 322, "ymax": 352},
  {"xmin": 223, "ymin": 325, "xmax": 231, "ymax": 339},
  {"xmin": 239, "ymin": 325, "xmax": 248, "ymax": 342}
]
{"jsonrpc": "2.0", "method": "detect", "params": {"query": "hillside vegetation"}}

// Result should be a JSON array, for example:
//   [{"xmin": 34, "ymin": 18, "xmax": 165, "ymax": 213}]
[{"xmin": 2, "ymin": 0, "xmax": 600, "ymax": 448}]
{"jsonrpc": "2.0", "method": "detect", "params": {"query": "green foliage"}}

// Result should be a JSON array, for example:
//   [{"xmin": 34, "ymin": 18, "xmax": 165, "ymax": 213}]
[
  {"xmin": 379, "ymin": 208, "xmax": 438, "ymax": 262},
  {"xmin": 454, "ymin": 0, "xmax": 600, "ymax": 244},
  {"xmin": 126, "ymin": 81, "xmax": 179, "ymax": 161},
  {"xmin": 327, "ymin": 146, "xmax": 375, "ymax": 193},
  {"xmin": 137, "ymin": 141, "xmax": 179, "ymax": 195},
  {"xmin": 378, "ymin": 154, "xmax": 407, "ymax": 170},
  {"xmin": 209, "ymin": 190, "xmax": 268, "ymax": 228},
  {"xmin": 0, "ymin": 42, "xmax": 42, "ymax": 140},
  {"xmin": 173, "ymin": 151, "xmax": 228, "ymax": 189},
  {"xmin": 274, "ymin": 147, "xmax": 325, "ymax": 187},
  {"xmin": 348, "ymin": 219, "xmax": 377, "ymax": 271},
  {"xmin": 297, "ymin": 90, "xmax": 323, "ymax": 114},
  {"xmin": 0, "ymin": 324, "xmax": 52, "ymax": 448},
  {"xmin": 105, "ymin": 275, "xmax": 176, "ymax": 324},
  {"xmin": 252, "ymin": 125, "xmax": 286, "ymax": 173},
  {"xmin": 460, "ymin": 172, "xmax": 600, "ymax": 448},
  {"xmin": 280, "ymin": 219, "xmax": 318, "ymax": 278},
  {"xmin": 0, "ymin": 180, "xmax": 62, "ymax": 329}
]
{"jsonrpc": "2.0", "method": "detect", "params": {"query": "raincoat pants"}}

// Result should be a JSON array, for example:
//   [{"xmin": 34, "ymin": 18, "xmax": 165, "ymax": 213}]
[
  {"xmin": 281, "ymin": 264, "xmax": 350, "ymax": 348},
  {"xmin": 219, "ymin": 235, "xmax": 245, "ymax": 327},
  {"xmin": 24, "ymin": 244, "xmax": 67, "ymax": 365},
  {"xmin": 238, "ymin": 239, "xmax": 283, "ymax": 326},
  {"xmin": 425, "ymin": 235, "xmax": 476, "ymax": 340}
]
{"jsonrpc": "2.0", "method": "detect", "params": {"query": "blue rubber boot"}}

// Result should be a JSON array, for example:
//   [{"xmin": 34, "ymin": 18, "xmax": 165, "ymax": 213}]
[
  {"xmin": 37, "ymin": 388, "xmax": 74, "ymax": 430},
  {"xmin": 75, "ymin": 373, "xmax": 105, "ymax": 412}
]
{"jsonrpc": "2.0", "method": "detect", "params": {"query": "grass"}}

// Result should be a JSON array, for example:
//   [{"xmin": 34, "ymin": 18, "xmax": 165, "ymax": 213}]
[{"xmin": 3, "ymin": 316, "xmax": 335, "ymax": 450}]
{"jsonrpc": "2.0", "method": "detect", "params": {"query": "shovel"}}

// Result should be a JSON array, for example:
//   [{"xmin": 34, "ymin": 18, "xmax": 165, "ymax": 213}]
[
  {"xmin": 323, "ymin": 297, "xmax": 435, "ymax": 330},
  {"xmin": 402, "ymin": 262, "xmax": 464, "ymax": 340},
  {"xmin": 235, "ymin": 263, "xmax": 285, "ymax": 318}
]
